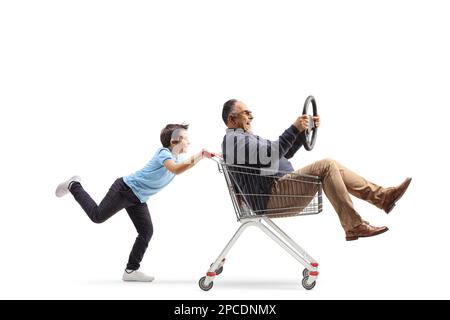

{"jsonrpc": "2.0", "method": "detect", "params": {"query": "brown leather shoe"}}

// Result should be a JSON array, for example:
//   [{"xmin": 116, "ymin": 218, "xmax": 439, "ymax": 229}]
[
  {"xmin": 345, "ymin": 222, "xmax": 389, "ymax": 241},
  {"xmin": 382, "ymin": 177, "xmax": 412, "ymax": 214}
]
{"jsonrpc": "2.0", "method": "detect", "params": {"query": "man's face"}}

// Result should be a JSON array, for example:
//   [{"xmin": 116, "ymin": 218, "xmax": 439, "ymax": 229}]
[{"xmin": 230, "ymin": 101, "xmax": 254, "ymax": 132}]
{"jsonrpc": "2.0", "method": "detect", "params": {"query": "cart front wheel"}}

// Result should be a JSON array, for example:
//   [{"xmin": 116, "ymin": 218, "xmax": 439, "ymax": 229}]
[
  {"xmin": 199, "ymin": 276, "xmax": 214, "ymax": 291},
  {"xmin": 302, "ymin": 276, "xmax": 316, "ymax": 290}
]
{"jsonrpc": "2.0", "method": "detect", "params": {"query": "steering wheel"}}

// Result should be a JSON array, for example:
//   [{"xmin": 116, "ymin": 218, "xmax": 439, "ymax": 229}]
[{"xmin": 302, "ymin": 95, "xmax": 318, "ymax": 151}]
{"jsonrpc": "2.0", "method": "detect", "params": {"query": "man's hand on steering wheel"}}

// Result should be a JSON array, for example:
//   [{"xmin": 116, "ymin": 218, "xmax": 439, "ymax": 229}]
[
  {"xmin": 294, "ymin": 114, "xmax": 310, "ymax": 132},
  {"xmin": 313, "ymin": 115, "xmax": 320, "ymax": 128},
  {"xmin": 294, "ymin": 114, "xmax": 320, "ymax": 132}
]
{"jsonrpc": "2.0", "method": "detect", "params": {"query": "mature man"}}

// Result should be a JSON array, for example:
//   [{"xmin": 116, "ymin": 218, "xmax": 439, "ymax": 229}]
[{"xmin": 221, "ymin": 99, "xmax": 411, "ymax": 241}]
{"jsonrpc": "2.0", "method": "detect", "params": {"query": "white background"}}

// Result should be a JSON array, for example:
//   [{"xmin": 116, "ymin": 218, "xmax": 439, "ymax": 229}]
[{"xmin": 1, "ymin": 0, "xmax": 449, "ymax": 300}]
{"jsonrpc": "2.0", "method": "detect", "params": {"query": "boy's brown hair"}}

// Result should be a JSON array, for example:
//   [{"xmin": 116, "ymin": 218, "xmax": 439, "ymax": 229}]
[{"xmin": 160, "ymin": 124, "xmax": 189, "ymax": 148}]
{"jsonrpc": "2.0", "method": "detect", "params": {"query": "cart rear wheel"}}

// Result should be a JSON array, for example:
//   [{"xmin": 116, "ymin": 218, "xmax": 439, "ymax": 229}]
[
  {"xmin": 302, "ymin": 276, "xmax": 316, "ymax": 290},
  {"xmin": 210, "ymin": 263, "xmax": 224, "ymax": 275},
  {"xmin": 302, "ymin": 268, "xmax": 309, "ymax": 278},
  {"xmin": 199, "ymin": 276, "xmax": 214, "ymax": 291}
]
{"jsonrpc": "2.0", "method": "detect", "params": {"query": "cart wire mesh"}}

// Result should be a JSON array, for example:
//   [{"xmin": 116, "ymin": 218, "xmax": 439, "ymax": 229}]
[{"xmin": 217, "ymin": 162, "xmax": 323, "ymax": 221}]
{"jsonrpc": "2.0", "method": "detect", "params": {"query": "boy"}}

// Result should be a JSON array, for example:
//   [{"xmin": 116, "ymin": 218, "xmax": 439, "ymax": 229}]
[{"xmin": 55, "ymin": 124, "xmax": 212, "ymax": 282}]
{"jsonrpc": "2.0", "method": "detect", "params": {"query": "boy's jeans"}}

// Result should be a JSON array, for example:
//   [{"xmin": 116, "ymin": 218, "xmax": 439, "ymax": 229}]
[{"xmin": 70, "ymin": 178, "xmax": 153, "ymax": 271}]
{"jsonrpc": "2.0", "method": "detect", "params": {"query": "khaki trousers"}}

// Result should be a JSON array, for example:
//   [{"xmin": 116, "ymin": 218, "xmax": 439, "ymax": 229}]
[{"xmin": 267, "ymin": 158, "xmax": 387, "ymax": 231}]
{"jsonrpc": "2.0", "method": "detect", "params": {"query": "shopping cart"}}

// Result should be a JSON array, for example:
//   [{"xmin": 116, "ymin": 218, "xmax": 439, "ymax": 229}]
[{"xmin": 198, "ymin": 155, "xmax": 323, "ymax": 291}]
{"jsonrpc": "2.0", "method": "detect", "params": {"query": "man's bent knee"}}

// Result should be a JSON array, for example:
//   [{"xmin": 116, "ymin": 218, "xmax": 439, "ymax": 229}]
[{"xmin": 317, "ymin": 158, "xmax": 337, "ymax": 169}]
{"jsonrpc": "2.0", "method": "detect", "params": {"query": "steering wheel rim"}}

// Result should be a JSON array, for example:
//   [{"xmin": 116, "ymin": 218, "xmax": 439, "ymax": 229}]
[{"xmin": 302, "ymin": 95, "xmax": 318, "ymax": 151}]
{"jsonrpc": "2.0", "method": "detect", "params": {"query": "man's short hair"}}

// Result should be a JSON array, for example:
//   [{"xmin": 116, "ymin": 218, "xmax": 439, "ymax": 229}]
[
  {"xmin": 160, "ymin": 123, "xmax": 189, "ymax": 148},
  {"xmin": 222, "ymin": 99, "xmax": 237, "ymax": 125}
]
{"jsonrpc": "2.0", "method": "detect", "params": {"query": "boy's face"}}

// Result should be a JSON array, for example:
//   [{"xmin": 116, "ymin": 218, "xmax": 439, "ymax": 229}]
[{"xmin": 171, "ymin": 129, "xmax": 190, "ymax": 154}]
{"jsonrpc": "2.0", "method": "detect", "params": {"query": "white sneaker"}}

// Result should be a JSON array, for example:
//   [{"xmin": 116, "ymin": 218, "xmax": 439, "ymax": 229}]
[
  {"xmin": 122, "ymin": 270, "xmax": 155, "ymax": 282},
  {"xmin": 55, "ymin": 175, "xmax": 81, "ymax": 197}
]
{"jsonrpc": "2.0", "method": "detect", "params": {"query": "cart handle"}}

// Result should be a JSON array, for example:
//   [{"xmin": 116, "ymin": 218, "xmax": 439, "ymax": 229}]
[
  {"xmin": 203, "ymin": 151, "xmax": 222, "ymax": 160},
  {"xmin": 203, "ymin": 151, "xmax": 223, "ymax": 171}
]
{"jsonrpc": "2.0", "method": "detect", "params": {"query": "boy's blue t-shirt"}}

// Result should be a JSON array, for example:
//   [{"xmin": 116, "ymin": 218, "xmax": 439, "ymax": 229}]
[{"xmin": 123, "ymin": 148, "xmax": 180, "ymax": 203}]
